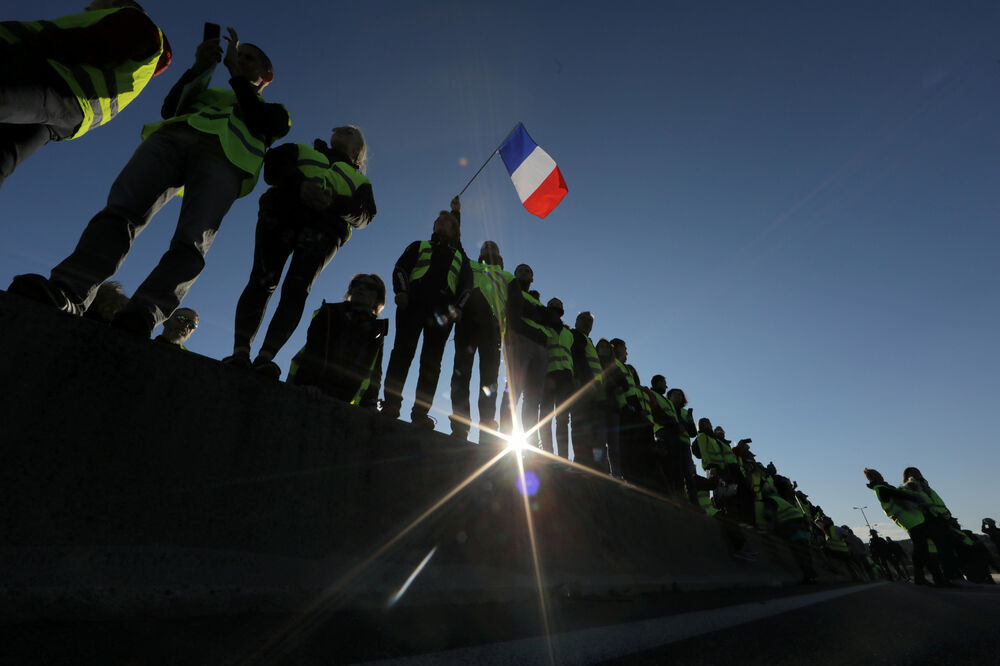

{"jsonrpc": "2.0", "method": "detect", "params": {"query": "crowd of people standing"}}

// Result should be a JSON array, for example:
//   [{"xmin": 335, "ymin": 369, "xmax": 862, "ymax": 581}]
[{"xmin": 4, "ymin": 2, "xmax": 997, "ymax": 587}]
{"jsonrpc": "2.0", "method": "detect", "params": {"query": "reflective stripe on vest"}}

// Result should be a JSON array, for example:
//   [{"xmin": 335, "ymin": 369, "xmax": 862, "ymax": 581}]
[
  {"xmin": 521, "ymin": 290, "xmax": 554, "ymax": 339},
  {"xmin": 648, "ymin": 389, "xmax": 674, "ymax": 434},
  {"xmin": 295, "ymin": 143, "xmax": 331, "ymax": 186},
  {"xmin": 581, "ymin": 336, "xmax": 603, "ymax": 384},
  {"xmin": 697, "ymin": 433, "xmax": 737, "ymax": 470},
  {"xmin": 0, "ymin": 9, "xmax": 163, "ymax": 139},
  {"xmin": 871, "ymin": 483, "xmax": 925, "ymax": 531},
  {"xmin": 926, "ymin": 487, "xmax": 951, "ymax": 520},
  {"xmin": 142, "ymin": 88, "xmax": 277, "ymax": 198},
  {"xmin": 350, "ymin": 350, "xmax": 381, "ymax": 406},
  {"xmin": 826, "ymin": 526, "xmax": 849, "ymax": 553},
  {"xmin": 617, "ymin": 360, "xmax": 653, "ymax": 424},
  {"xmin": 408, "ymin": 241, "xmax": 462, "ymax": 294},
  {"xmin": 770, "ymin": 495, "xmax": 804, "ymax": 524},
  {"xmin": 546, "ymin": 326, "xmax": 573, "ymax": 374},
  {"xmin": 472, "ymin": 262, "xmax": 512, "ymax": 329}
]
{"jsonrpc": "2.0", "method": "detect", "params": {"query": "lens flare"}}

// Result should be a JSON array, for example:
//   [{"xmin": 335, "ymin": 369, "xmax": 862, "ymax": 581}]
[
  {"xmin": 516, "ymin": 470, "xmax": 540, "ymax": 497},
  {"xmin": 459, "ymin": 157, "xmax": 469, "ymax": 167}
]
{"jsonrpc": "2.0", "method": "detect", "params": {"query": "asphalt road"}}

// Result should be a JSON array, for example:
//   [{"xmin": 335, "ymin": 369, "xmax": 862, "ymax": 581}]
[{"xmin": 3, "ymin": 579, "xmax": 998, "ymax": 665}]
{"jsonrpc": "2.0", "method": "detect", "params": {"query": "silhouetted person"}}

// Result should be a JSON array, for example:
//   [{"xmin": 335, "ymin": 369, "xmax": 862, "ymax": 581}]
[
  {"xmin": 382, "ymin": 204, "xmax": 471, "ymax": 428},
  {"xmin": 449, "ymin": 239, "xmax": 510, "ymax": 442},
  {"xmin": 0, "ymin": 0, "xmax": 171, "ymax": 187},
  {"xmin": 983, "ymin": 518, "xmax": 1000, "ymax": 553},
  {"xmin": 569, "ymin": 311, "xmax": 604, "ymax": 468},
  {"xmin": 499, "ymin": 264, "xmax": 551, "ymax": 445},
  {"xmin": 224, "ymin": 126, "xmax": 374, "ymax": 379},
  {"xmin": 611, "ymin": 338, "xmax": 653, "ymax": 484},
  {"xmin": 865, "ymin": 468, "xmax": 947, "ymax": 586},
  {"xmin": 9, "ymin": 26, "xmax": 289, "ymax": 339},
  {"xmin": 595, "ymin": 337, "xmax": 624, "ymax": 477},
  {"xmin": 540, "ymin": 297, "xmax": 573, "ymax": 458},
  {"xmin": 287, "ymin": 274, "xmax": 386, "ymax": 408}
]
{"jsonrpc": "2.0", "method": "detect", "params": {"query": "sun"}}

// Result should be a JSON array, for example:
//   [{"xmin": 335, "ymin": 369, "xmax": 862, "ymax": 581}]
[{"xmin": 505, "ymin": 427, "xmax": 530, "ymax": 452}]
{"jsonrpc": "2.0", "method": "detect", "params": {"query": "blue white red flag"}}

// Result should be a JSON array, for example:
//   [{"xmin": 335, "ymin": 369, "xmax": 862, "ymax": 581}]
[{"xmin": 498, "ymin": 123, "xmax": 567, "ymax": 219}]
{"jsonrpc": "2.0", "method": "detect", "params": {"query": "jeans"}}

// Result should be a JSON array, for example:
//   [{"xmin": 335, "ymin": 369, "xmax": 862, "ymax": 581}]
[{"xmin": 50, "ymin": 124, "xmax": 243, "ymax": 323}]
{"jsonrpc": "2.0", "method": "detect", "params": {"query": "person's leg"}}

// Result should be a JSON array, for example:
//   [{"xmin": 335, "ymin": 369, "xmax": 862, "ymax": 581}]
[
  {"xmin": 231, "ymin": 209, "xmax": 297, "ymax": 355},
  {"xmin": 553, "ymin": 378, "xmax": 572, "ymax": 459},
  {"xmin": 477, "ymin": 326, "xmax": 502, "ymax": 428},
  {"xmin": 412, "ymin": 317, "xmax": 452, "ymax": 418},
  {"xmin": 605, "ymin": 411, "xmax": 621, "ymax": 478},
  {"xmin": 521, "ymin": 342, "xmax": 547, "ymax": 447},
  {"xmin": 49, "ymin": 128, "xmax": 188, "ymax": 313},
  {"xmin": 383, "ymin": 306, "xmax": 424, "ymax": 415},
  {"xmin": 571, "ymin": 402, "xmax": 596, "ymax": 467},
  {"xmin": 0, "ymin": 49, "xmax": 82, "ymax": 187},
  {"xmin": 449, "ymin": 319, "xmax": 476, "ymax": 437},
  {"xmin": 0, "ymin": 123, "xmax": 51, "ymax": 187},
  {"xmin": 125, "ymin": 136, "xmax": 242, "ymax": 326},
  {"xmin": 257, "ymin": 226, "xmax": 341, "ymax": 359},
  {"xmin": 539, "ymin": 382, "xmax": 555, "ymax": 453},
  {"xmin": 498, "ymin": 336, "xmax": 524, "ymax": 434}
]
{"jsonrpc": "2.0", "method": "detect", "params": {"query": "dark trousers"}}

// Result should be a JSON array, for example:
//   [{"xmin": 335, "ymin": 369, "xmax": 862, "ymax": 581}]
[
  {"xmin": 0, "ymin": 46, "xmax": 83, "ymax": 188},
  {"xmin": 449, "ymin": 316, "xmax": 501, "ymax": 434},
  {"xmin": 233, "ymin": 209, "xmax": 343, "ymax": 357},
  {"xmin": 602, "ymin": 410, "xmax": 620, "ymax": 477},
  {"xmin": 384, "ymin": 302, "xmax": 452, "ymax": 417},
  {"xmin": 50, "ymin": 125, "xmax": 242, "ymax": 323},
  {"xmin": 570, "ymin": 400, "xmax": 601, "ymax": 468},
  {"xmin": 909, "ymin": 522, "xmax": 945, "ymax": 583},
  {"xmin": 540, "ymin": 373, "xmax": 573, "ymax": 458},
  {"xmin": 619, "ymin": 413, "xmax": 653, "ymax": 485}
]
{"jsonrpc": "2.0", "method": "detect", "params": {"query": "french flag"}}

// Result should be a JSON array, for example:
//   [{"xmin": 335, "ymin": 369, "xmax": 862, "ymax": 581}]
[{"xmin": 498, "ymin": 123, "xmax": 568, "ymax": 219}]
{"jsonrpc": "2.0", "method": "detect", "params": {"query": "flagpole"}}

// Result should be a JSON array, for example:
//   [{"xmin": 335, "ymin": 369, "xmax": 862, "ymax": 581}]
[{"xmin": 458, "ymin": 122, "xmax": 522, "ymax": 196}]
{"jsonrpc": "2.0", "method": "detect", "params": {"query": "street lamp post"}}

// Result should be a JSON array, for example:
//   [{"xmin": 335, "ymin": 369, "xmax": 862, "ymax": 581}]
[{"xmin": 853, "ymin": 505, "xmax": 872, "ymax": 530}]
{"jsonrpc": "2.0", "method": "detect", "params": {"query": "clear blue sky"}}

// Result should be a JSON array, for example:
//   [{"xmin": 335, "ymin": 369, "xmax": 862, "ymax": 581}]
[{"xmin": 3, "ymin": 1, "xmax": 999, "ymax": 540}]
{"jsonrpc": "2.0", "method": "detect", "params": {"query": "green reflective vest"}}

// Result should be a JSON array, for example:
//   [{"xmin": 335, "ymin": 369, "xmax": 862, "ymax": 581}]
[
  {"xmin": 142, "ymin": 88, "xmax": 282, "ymax": 197},
  {"xmin": 0, "ymin": 8, "xmax": 164, "ymax": 139},
  {"xmin": 471, "ymin": 262, "xmax": 512, "ymax": 333},
  {"xmin": 825, "ymin": 525, "xmax": 849, "ymax": 553},
  {"xmin": 616, "ymin": 360, "xmax": 653, "ymax": 425},
  {"xmin": 696, "ymin": 432, "xmax": 738, "ymax": 470},
  {"xmin": 699, "ymin": 490, "xmax": 719, "ymax": 516},
  {"xmin": 580, "ymin": 336, "xmax": 603, "ymax": 384},
  {"xmin": 925, "ymin": 487, "xmax": 951, "ymax": 520},
  {"xmin": 648, "ymin": 389, "xmax": 674, "ymax": 435},
  {"xmin": 604, "ymin": 360, "xmax": 627, "ymax": 410},
  {"xmin": 770, "ymin": 495, "xmax": 804, "ymax": 524},
  {"xmin": 294, "ymin": 143, "xmax": 371, "ymax": 241},
  {"xmin": 871, "ymin": 483, "xmax": 925, "ymax": 531},
  {"xmin": 408, "ymin": 241, "xmax": 463, "ymax": 294},
  {"xmin": 521, "ymin": 290, "xmax": 554, "ymax": 339},
  {"xmin": 546, "ymin": 325, "xmax": 574, "ymax": 374}
]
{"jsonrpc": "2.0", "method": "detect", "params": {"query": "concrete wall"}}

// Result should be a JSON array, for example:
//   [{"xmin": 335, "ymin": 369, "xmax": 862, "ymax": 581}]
[{"xmin": 0, "ymin": 292, "xmax": 847, "ymax": 622}]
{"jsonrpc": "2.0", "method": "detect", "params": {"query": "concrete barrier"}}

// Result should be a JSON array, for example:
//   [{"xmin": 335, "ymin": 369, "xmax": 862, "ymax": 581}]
[{"xmin": 0, "ymin": 292, "xmax": 847, "ymax": 622}]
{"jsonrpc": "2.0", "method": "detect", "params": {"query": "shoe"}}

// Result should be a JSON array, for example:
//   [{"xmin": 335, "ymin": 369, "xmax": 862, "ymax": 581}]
[
  {"xmin": 222, "ymin": 350, "xmax": 252, "ymax": 368},
  {"xmin": 7, "ymin": 273, "xmax": 73, "ymax": 312},
  {"xmin": 252, "ymin": 357, "xmax": 281, "ymax": 381},
  {"xmin": 411, "ymin": 414, "xmax": 435, "ymax": 430},
  {"xmin": 913, "ymin": 577, "xmax": 931, "ymax": 586},
  {"xmin": 111, "ymin": 309, "xmax": 154, "ymax": 338},
  {"xmin": 379, "ymin": 402, "xmax": 400, "ymax": 419}
]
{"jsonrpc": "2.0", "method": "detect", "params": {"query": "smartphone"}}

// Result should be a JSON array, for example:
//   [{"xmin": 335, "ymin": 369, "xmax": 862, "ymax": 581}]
[{"xmin": 203, "ymin": 22, "xmax": 220, "ymax": 42}]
